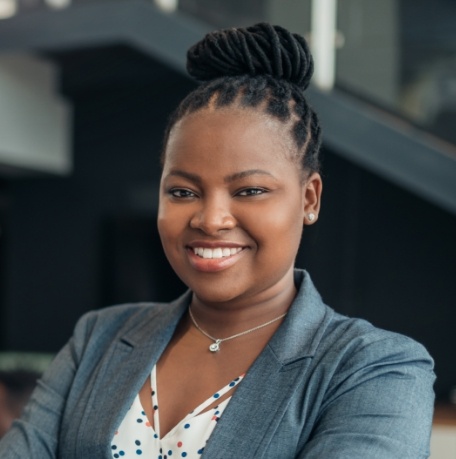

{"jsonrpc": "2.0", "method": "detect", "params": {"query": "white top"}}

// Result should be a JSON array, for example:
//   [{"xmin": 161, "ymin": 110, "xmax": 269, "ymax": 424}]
[{"xmin": 111, "ymin": 365, "xmax": 244, "ymax": 458}]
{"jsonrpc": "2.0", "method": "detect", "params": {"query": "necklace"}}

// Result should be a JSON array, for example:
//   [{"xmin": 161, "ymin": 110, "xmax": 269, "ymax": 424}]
[{"xmin": 188, "ymin": 307, "xmax": 287, "ymax": 352}]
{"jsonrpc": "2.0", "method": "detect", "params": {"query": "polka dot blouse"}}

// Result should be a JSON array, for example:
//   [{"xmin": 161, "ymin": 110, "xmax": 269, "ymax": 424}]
[{"xmin": 111, "ymin": 365, "xmax": 243, "ymax": 458}]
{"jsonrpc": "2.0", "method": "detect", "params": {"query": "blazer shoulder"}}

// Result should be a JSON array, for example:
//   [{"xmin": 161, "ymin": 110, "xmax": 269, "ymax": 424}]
[
  {"xmin": 323, "ymin": 310, "xmax": 435, "ymax": 374},
  {"xmin": 75, "ymin": 301, "xmax": 167, "ymax": 334},
  {"xmin": 69, "ymin": 293, "xmax": 190, "ymax": 359}
]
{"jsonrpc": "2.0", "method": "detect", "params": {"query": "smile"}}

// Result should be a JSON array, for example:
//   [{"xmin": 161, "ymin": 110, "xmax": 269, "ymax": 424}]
[{"xmin": 192, "ymin": 247, "xmax": 243, "ymax": 259}]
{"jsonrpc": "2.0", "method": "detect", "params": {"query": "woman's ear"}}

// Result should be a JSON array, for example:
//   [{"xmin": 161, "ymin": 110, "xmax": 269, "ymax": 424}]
[{"xmin": 302, "ymin": 172, "xmax": 322, "ymax": 225}]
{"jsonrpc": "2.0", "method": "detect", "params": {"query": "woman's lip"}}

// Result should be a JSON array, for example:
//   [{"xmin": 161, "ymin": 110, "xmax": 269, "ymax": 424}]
[
  {"xmin": 187, "ymin": 241, "xmax": 246, "ymax": 249},
  {"xmin": 186, "ymin": 247, "xmax": 248, "ymax": 273}
]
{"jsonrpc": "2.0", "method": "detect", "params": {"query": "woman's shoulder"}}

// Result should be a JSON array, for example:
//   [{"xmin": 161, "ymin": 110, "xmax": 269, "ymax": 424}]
[
  {"xmin": 303, "ymin": 306, "xmax": 434, "ymax": 394},
  {"xmin": 293, "ymin": 269, "xmax": 433, "ymax": 371},
  {"xmin": 82, "ymin": 300, "xmax": 170, "ymax": 323},
  {"xmin": 69, "ymin": 291, "xmax": 191, "ymax": 352},
  {"xmin": 327, "ymin": 310, "xmax": 433, "ymax": 368}
]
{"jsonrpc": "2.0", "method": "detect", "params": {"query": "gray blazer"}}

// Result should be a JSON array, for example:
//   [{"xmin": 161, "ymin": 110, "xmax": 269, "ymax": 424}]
[{"xmin": 0, "ymin": 270, "xmax": 435, "ymax": 458}]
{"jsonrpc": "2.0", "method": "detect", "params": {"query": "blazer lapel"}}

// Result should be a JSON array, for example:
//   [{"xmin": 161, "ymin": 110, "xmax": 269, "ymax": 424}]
[
  {"xmin": 202, "ymin": 270, "xmax": 331, "ymax": 458},
  {"xmin": 76, "ymin": 292, "xmax": 191, "ymax": 458},
  {"xmin": 202, "ymin": 346, "xmax": 309, "ymax": 458}
]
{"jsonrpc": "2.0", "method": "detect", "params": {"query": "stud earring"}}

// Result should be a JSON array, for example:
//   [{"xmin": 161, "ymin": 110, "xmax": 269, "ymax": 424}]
[{"xmin": 307, "ymin": 213, "xmax": 315, "ymax": 222}]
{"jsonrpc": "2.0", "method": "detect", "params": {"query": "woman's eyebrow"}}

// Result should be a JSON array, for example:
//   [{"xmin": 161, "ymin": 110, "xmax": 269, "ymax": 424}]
[
  {"xmin": 165, "ymin": 169, "xmax": 276, "ymax": 183},
  {"xmin": 224, "ymin": 169, "xmax": 275, "ymax": 183},
  {"xmin": 166, "ymin": 170, "xmax": 201, "ymax": 183}
]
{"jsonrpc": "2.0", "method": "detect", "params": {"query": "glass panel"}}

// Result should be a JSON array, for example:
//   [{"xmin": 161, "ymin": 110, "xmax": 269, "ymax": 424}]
[
  {"xmin": 398, "ymin": 0, "xmax": 456, "ymax": 144},
  {"xmin": 334, "ymin": 0, "xmax": 456, "ymax": 145},
  {"xmin": 4, "ymin": 0, "xmax": 455, "ymax": 146},
  {"xmin": 179, "ymin": 0, "xmax": 267, "ymax": 28}
]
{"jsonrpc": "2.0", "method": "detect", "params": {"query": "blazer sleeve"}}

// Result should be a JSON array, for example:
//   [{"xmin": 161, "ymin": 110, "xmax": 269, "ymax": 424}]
[
  {"xmin": 297, "ymin": 334, "xmax": 436, "ymax": 459},
  {"xmin": 0, "ymin": 310, "xmax": 98, "ymax": 458}
]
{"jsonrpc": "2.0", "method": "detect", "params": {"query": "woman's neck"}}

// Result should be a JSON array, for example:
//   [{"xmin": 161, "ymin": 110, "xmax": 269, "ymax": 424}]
[{"xmin": 188, "ymin": 268, "xmax": 297, "ymax": 339}]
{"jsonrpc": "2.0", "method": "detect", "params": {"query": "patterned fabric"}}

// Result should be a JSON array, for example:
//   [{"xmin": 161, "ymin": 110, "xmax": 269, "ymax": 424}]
[{"xmin": 111, "ymin": 365, "xmax": 243, "ymax": 458}]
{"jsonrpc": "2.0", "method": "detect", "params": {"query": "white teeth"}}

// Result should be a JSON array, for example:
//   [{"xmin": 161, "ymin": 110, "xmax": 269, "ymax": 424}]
[
  {"xmin": 192, "ymin": 247, "xmax": 243, "ymax": 259},
  {"xmin": 213, "ymin": 248, "xmax": 223, "ymax": 258}
]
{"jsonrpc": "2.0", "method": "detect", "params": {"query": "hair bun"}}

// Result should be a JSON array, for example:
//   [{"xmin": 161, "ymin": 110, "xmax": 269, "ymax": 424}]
[{"xmin": 187, "ymin": 23, "xmax": 314, "ymax": 90}]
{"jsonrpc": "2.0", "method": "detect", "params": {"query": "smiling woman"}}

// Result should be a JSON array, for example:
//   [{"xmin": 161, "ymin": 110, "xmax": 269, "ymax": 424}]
[
  {"xmin": 0, "ymin": 23, "xmax": 435, "ymax": 459},
  {"xmin": 158, "ymin": 108, "xmax": 320, "ymax": 305}
]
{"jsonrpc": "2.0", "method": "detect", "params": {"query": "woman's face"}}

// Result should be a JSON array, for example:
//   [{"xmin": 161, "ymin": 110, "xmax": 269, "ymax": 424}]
[{"xmin": 158, "ymin": 107, "xmax": 321, "ymax": 306}]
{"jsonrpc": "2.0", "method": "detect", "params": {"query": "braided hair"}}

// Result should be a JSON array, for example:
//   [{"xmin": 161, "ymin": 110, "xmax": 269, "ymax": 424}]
[{"xmin": 162, "ymin": 23, "xmax": 322, "ymax": 176}]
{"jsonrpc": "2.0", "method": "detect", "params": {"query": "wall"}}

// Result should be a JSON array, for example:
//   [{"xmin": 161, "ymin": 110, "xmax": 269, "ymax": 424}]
[
  {"xmin": 298, "ymin": 149, "xmax": 456, "ymax": 400},
  {"xmin": 1, "ymin": 46, "xmax": 194, "ymax": 351}
]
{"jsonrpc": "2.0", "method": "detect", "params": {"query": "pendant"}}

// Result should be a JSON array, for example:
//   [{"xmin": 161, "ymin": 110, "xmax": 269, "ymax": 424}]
[{"xmin": 209, "ymin": 339, "xmax": 221, "ymax": 352}]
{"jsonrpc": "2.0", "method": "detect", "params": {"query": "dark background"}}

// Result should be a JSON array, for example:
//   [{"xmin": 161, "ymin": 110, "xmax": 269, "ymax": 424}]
[{"xmin": 0, "ymin": 0, "xmax": 455, "ymax": 402}]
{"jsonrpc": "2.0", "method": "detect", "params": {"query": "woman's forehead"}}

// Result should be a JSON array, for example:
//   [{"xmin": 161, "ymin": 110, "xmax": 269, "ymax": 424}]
[{"xmin": 164, "ymin": 107, "xmax": 297, "ymax": 164}]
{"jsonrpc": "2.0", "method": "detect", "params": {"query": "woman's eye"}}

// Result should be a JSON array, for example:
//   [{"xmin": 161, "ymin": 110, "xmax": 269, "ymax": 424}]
[
  {"xmin": 237, "ymin": 188, "xmax": 267, "ymax": 196},
  {"xmin": 169, "ymin": 188, "xmax": 196, "ymax": 198}
]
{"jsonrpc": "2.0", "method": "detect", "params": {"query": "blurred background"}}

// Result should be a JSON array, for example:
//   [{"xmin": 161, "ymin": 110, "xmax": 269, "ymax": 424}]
[{"xmin": 0, "ymin": 0, "xmax": 455, "ymax": 451}]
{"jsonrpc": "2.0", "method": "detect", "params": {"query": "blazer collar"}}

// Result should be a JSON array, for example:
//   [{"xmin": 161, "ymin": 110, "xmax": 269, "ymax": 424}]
[
  {"xmin": 78, "ymin": 291, "xmax": 192, "ymax": 458},
  {"xmin": 203, "ymin": 270, "xmax": 332, "ymax": 458},
  {"xmin": 267, "ymin": 269, "xmax": 333, "ymax": 365},
  {"xmin": 120, "ymin": 290, "xmax": 192, "ymax": 348}
]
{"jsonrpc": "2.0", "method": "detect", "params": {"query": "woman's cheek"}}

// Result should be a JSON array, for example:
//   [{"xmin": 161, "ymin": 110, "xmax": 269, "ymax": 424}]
[
  {"xmin": 157, "ymin": 212, "xmax": 178, "ymax": 253},
  {"xmin": 251, "ymin": 200, "xmax": 303, "ymax": 233}
]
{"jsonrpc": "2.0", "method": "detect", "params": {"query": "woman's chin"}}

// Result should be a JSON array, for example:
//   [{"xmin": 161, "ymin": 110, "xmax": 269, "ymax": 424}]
[{"xmin": 190, "ymin": 285, "xmax": 244, "ymax": 306}]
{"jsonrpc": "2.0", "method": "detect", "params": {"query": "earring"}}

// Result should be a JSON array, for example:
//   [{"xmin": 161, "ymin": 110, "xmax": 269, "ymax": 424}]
[{"xmin": 307, "ymin": 213, "xmax": 315, "ymax": 222}]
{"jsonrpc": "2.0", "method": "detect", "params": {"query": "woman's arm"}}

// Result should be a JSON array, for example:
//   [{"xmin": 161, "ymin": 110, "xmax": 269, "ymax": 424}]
[
  {"xmin": 297, "ymin": 335, "xmax": 435, "ymax": 459},
  {"xmin": 0, "ymin": 311, "xmax": 96, "ymax": 458}
]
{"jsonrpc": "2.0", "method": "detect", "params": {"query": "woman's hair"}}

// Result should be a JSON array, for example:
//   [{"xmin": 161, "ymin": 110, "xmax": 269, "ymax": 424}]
[{"xmin": 162, "ymin": 23, "xmax": 322, "ymax": 175}]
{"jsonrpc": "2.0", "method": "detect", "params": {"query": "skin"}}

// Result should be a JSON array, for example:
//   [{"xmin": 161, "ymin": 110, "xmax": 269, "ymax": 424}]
[
  {"xmin": 0, "ymin": 384, "xmax": 21, "ymax": 439},
  {"xmin": 0, "ymin": 384, "xmax": 14, "ymax": 439},
  {"xmin": 139, "ymin": 106, "xmax": 322, "ymax": 437}
]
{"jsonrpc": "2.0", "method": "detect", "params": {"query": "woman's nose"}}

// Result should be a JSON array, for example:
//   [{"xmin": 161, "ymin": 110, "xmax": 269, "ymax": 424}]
[{"xmin": 189, "ymin": 198, "xmax": 236, "ymax": 234}]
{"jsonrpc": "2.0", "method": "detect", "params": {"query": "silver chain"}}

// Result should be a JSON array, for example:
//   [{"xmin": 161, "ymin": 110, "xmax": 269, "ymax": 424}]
[{"xmin": 188, "ymin": 307, "xmax": 287, "ymax": 352}]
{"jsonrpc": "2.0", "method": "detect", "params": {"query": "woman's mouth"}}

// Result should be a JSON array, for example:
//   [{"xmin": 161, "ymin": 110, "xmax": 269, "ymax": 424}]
[
  {"xmin": 192, "ymin": 247, "xmax": 243, "ymax": 259},
  {"xmin": 186, "ymin": 245, "xmax": 247, "ymax": 272}
]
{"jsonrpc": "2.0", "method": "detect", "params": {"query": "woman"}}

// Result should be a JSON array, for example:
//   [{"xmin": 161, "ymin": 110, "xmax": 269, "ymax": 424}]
[{"xmin": 0, "ymin": 23, "xmax": 435, "ymax": 458}]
